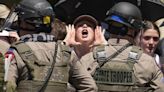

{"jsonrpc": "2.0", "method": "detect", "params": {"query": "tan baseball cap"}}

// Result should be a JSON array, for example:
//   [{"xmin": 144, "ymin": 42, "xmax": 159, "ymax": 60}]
[
  {"xmin": 0, "ymin": 4, "xmax": 10, "ymax": 19},
  {"xmin": 155, "ymin": 18, "xmax": 164, "ymax": 39},
  {"xmin": 73, "ymin": 15, "xmax": 98, "ymax": 28}
]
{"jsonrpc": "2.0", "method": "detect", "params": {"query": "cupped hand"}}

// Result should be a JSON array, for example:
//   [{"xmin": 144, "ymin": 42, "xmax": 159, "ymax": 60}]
[
  {"xmin": 91, "ymin": 26, "xmax": 108, "ymax": 47},
  {"xmin": 63, "ymin": 24, "xmax": 81, "ymax": 46}
]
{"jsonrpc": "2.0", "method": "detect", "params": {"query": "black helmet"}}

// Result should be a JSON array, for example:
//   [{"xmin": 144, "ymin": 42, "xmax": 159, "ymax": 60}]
[
  {"xmin": 16, "ymin": 0, "xmax": 54, "ymax": 32},
  {"xmin": 105, "ymin": 2, "xmax": 143, "ymax": 30}
]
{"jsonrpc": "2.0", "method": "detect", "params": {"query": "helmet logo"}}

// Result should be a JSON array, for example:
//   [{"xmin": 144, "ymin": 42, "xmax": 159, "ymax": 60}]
[{"xmin": 43, "ymin": 16, "xmax": 51, "ymax": 25}]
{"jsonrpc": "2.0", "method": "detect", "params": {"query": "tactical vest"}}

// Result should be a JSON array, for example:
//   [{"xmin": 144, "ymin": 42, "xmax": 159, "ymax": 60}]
[
  {"xmin": 93, "ymin": 45, "xmax": 154, "ymax": 92},
  {"xmin": 0, "ymin": 52, "xmax": 4, "ymax": 91},
  {"xmin": 11, "ymin": 41, "xmax": 71, "ymax": 92}
]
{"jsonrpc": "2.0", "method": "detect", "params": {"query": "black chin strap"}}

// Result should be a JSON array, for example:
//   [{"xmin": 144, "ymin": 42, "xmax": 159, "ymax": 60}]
[{"xmin": 116, "ymin": 35, "xmax": 121, "ymax": 43}]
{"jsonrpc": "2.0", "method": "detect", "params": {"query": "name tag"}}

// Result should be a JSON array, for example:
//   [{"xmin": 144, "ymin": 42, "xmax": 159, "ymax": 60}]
[{"xmin": 94, "ymin": 69, "xmax": 134, "ymax": 85}]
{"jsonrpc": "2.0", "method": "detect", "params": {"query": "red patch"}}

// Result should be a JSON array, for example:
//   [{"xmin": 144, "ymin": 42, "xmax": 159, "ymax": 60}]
[{"xmin": 5, "ymin": 51, "xmax": 15, "ymax": 62}]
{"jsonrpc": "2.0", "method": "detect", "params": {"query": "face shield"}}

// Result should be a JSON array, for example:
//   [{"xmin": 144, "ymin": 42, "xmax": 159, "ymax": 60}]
[{"xmin": 105, "ymin": 15, "xmax": 128, "ymax": 36}]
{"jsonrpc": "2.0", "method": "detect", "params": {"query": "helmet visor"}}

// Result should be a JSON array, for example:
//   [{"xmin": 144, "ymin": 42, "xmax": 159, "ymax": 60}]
[
  {"xmin": 108, "ymin": 21, "xmax": 128, "ymax": 36},
  {"xmin": 110, "ymin": 15, "xmax": 125, "ymax": 24},
  {"xmin": 105, "ymin": 15, "xmax": 132, "ymax": 28}
]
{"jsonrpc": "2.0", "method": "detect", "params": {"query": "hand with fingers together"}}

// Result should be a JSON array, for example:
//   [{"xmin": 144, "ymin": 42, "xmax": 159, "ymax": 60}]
[
  {"xmin": 63, "ymin": 24, "xmax": 81, "ymax": 47},
  {"xmin": 92, "ymin": 26, "xmax": 108, "ymax": 47}
]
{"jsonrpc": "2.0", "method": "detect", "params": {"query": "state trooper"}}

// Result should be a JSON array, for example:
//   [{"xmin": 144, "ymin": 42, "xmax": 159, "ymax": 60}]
[
  {"xmin": 5, "ymin": 0, "xmax": 69, "ymax": 91},
  {"xmin": 79, "ymin": 2, "xmax": 164, "ymax": 92},
  {"xmin": 5, "ymin": 0, "xmax": 96, "ymax": 92}
]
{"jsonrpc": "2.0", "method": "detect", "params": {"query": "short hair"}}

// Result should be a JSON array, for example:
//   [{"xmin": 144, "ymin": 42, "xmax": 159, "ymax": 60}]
[{"xmin": 51, "ymin": 18, "xmax": 67, "ymax": 41}]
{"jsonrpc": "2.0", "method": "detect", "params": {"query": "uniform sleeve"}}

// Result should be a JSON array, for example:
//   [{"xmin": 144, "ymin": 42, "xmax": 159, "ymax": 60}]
[
  {"xmin": 150, "ymin": 60, "xmax": 164, "ymax": 92},
  {"xmin": 69, "ymin": 52, "xmax": 98, "ymax": 92},
  {"xmin": 134, "ymin": 54, "xmax": 164, "ymax": 92},
  {"xmin": 6, "ymin": 50, "xmax": 28, "ymax": 92}
]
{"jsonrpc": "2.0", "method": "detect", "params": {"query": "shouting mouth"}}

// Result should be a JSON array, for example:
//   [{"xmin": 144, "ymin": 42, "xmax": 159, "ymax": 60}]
[{"xmin": 82, "ymin": 29, "xmax": 88, "ymax": 38}]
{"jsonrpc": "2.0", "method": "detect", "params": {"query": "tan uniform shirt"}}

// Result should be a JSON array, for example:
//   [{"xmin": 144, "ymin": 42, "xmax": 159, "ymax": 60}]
[
  {"xmin": 69, "ymin": 51, "xmax": 98, "ymax": 92},
  {"xmin": 6, "ymin": 42, "xmax": 97, "ymax": 92},
  {"xmin": 7, "ymin": 42, "xmax": 59, "ymax": 92},
  {"xmin": 79, "ymin": 39, "xmax": 164, "ymax": 92},
  {"xmin": 0, "ymin": 40, "xmax": 10, "ymax": 55}
]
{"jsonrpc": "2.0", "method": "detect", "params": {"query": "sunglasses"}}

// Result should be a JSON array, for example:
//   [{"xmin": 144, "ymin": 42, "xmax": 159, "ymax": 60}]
[{"xmin": 143, "ymin": 36, "xmax": 159, "ymax": 42}]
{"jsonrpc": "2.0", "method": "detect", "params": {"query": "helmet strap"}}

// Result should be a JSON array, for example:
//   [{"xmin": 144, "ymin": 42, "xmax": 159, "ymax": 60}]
[{"xmin": 116, "ymin": 35, "xmax": 121, "ymax": 43}]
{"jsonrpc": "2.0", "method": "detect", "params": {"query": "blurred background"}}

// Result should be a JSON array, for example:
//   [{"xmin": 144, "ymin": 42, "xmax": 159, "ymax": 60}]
[{"xmin": 1, "ymin": 0, "xmax": 164, "ymax": 24}]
